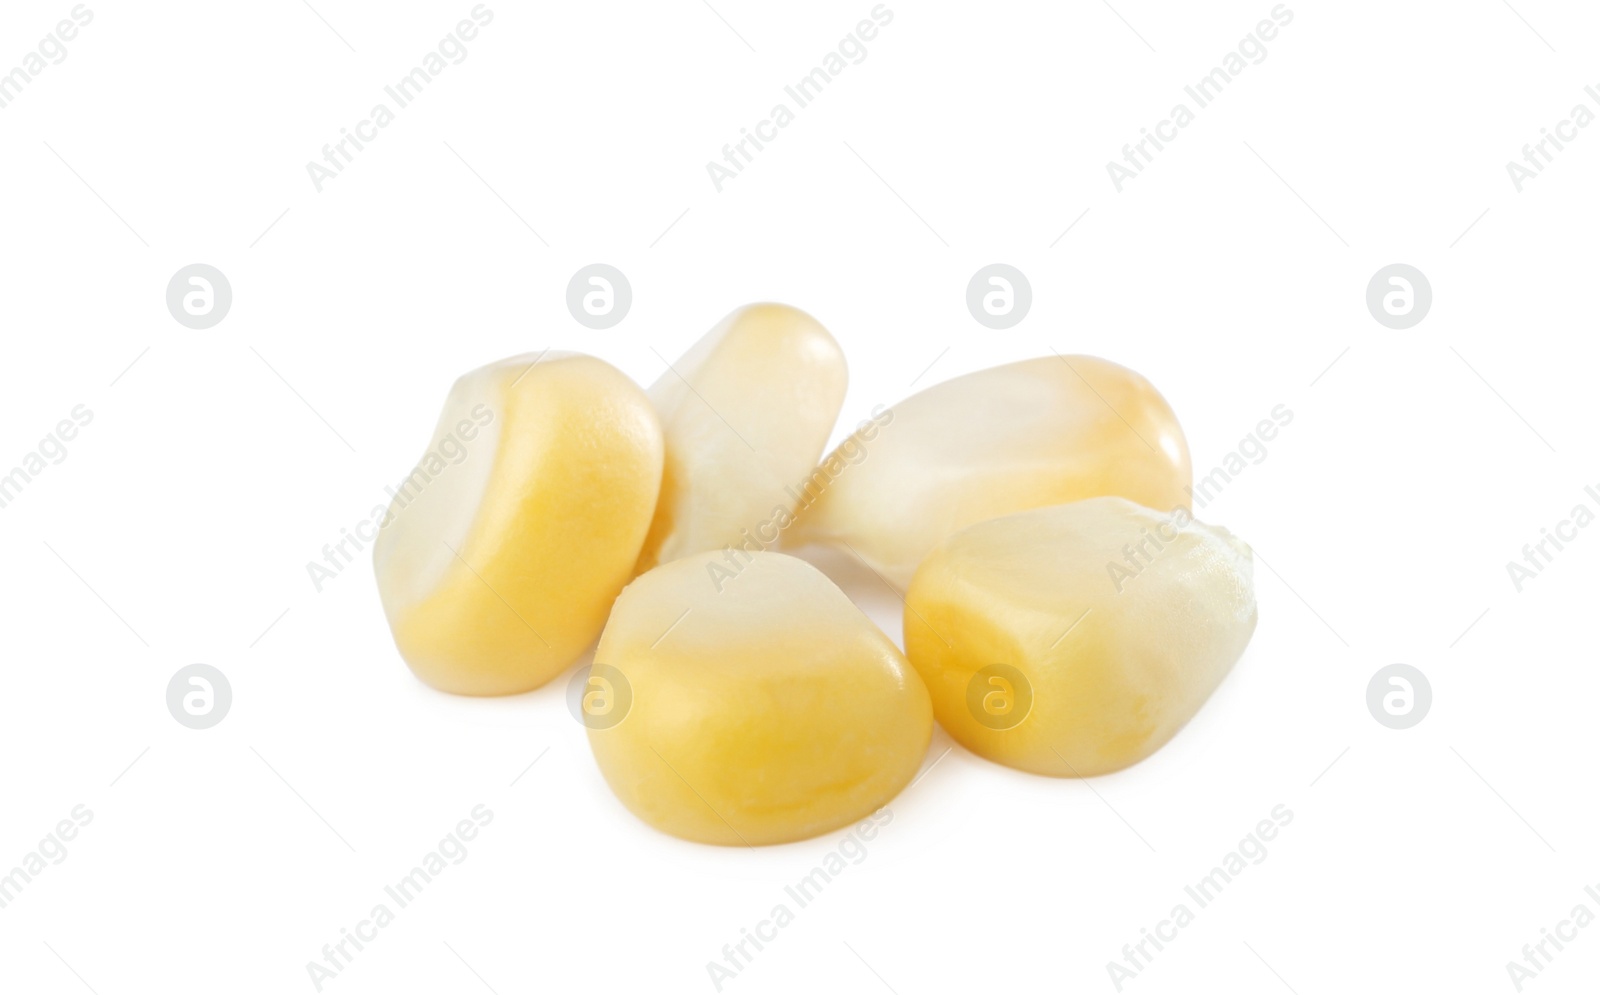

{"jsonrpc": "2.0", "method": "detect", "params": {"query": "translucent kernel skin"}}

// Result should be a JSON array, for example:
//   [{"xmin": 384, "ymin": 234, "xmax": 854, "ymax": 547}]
[
  {"xmin": 588, "ymin": 551, "xmax": 932, "ymax": 846},
  {"xmin": 636, "ymin": 303, "xmax": 847, "ymax": 573},
  {"xmin": 903, "ymin": 497, "xmax": 1256, "ymax": 777},
  {"xmin": 787, "ymin": 356, "xmax": 1192, "ymax": 589},
  {"xmin": 374, "ymin": 353, "xmax": 664, "ymax": 696}
]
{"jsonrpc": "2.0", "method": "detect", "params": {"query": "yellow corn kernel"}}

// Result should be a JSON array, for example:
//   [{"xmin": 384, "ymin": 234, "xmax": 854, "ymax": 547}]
[
  {"xmin": 373, "ymin": 352, "xmax": 663, "ymax": 696},
  {"xmin": 788, "ymin": 355, "xmax": 1191, "ymax": 588},
  {"xmin": 904, "ymin": 497, "xmax": 1255, "ymax": 777},
  {"xmin": 586, "ymin": 551, "xmax": 932, "ymax": 845},
  {"xmin": 636, "ymin": 303, "xmax": 847, "ymax": 572}
]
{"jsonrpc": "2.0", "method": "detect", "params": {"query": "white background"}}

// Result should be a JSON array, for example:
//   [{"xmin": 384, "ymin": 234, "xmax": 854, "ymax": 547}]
[{"xmin": 1, "ymin": 1, "xmax": 1597, "ymax": 992}]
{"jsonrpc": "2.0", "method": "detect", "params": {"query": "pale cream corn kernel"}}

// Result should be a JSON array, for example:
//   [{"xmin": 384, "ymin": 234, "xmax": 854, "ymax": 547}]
[
  {"xmin": 373, "ymin": 352, "xmax": 664, "ymax": 696},
  {"xmin": 586, "ymin": 551, "xmax": 932, "ymax": 846},
  {"xmin": 904, "ymin": 497, "xmax": 1256, "ymax": 777},
  {"xmin": 636, "ymin": 303, "xmax": 847, "ymax": 573},
  {"xmin": 786, "ymin": 355, "xmax": 1191, "ymax": 588}
]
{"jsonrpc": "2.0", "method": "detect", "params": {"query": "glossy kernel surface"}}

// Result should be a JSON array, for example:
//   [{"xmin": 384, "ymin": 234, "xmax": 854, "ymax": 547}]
[
  {"xmin": 588, "ymin": 551, "xmax": 932, "ymax": 845},
  {"xmin": 789, "ymin": 356, "xmax": 1191, "ymax": 588},
  {"xmin": 637, "ymin": 303, "xmax": 847, "ymax": 573},
  {"xmin": 374, "ymin": 353, "xmax": 663, "ymax": 696},
  {"xmin": 904, "ymin": 497, "xmax": 1256, "ymax": 777}
]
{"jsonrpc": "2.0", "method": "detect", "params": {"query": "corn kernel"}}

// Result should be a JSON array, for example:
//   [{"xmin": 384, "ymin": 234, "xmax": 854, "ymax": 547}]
[
  {"xmin": 586, "ymin": 551, "xmax": 932, "ymax": 845},
  {"xmin": 636, "ymin": 304, "xmax": 847, "ymax": 572},
  {"xmin": 373, "ymin": 352, "xmax": 663, "ymax": 696},
  {"xmin": 788, "ymin": 356, "xmax": 1191, "ymax": 588},
  {"xmin": 904, "ymin": 497, "xmax": 1255, "ymax": 776}
]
